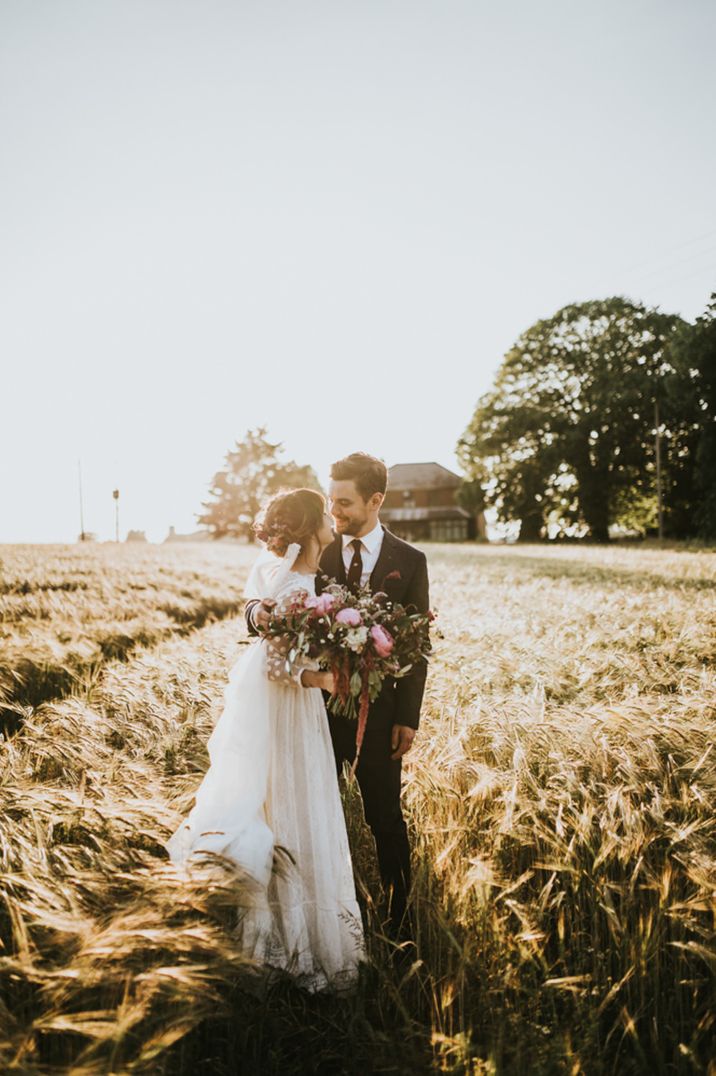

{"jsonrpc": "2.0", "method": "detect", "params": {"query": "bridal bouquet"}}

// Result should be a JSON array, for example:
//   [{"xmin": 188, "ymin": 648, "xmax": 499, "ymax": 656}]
[{"xmin": 259, "ymin": 580, "xmax": 432, "ymax": 768}]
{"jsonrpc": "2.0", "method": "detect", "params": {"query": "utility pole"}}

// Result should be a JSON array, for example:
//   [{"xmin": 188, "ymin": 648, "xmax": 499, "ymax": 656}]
[
  {"xmin": 78, "ymin": 460, "xmax": 86, "ymax": 541},
  {"xmin": 113, "ymin": 489, "xmax": 120, "ymax": 542},
  {"xmin": 654, "ymin": 397, "xmax": 664, "ymax": 540}
]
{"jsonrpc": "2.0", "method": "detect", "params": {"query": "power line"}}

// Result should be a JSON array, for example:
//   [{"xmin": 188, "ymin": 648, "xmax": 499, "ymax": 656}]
[
  {"xmin": 617, "ymin": 226, "xmax": 716, "ymax": 277},
  {"xmin": 626, "ymin": 243, "xmax": 716, "ymax": 287},
  {"xmin": 573, "ymin": 236, "xmax": 716, "ymax": 306},
  {"xmin": 548, "ymin": 226, "xmax": 716, "ymax": 309},
  {"xmin": 640, "ymin": 261, "xmax": 716, "ymax": 293}
]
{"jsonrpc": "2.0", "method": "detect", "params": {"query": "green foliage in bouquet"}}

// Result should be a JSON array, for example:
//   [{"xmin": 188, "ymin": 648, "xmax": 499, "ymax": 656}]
[{"xmin": 260, "ymin": 581, "xmax": 432, "ymax": 768}]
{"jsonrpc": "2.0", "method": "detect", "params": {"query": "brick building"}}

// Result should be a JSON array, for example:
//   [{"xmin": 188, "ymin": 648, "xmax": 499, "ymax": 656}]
[{"xmin": 381, "ymin": 462, "xmax": 484, "ymax": 542}]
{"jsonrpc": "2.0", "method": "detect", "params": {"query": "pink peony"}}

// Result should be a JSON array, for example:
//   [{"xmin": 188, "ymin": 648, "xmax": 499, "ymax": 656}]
[
  {"xmin": 335, "ymin": 607, "xmax": 362, "ymax": 627},
  {"xmin": 370, "ymin": 624, "xmax": 394, "ymax": 657},
  {"xmin": 314, "ymin": 593, "xmax": 336, "ymax": 616},
  {"xmin": 303, "ymin": 596, "xmax": 320, "ymax": 609}
]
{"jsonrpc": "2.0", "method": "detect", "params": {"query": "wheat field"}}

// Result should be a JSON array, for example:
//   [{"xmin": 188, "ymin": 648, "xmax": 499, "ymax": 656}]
[{"xmin": 1, "ymin": 542, "xmax": 714, "ymax": 1075}]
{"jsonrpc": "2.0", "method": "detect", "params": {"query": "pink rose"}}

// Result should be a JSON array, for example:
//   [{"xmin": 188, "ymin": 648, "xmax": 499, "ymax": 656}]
[
  {"xmin": 370, "ymin": 624, "xmax": 394, "ymax": 657},
  {"xmin": 314, "ymin": 593, "xmax": 336, "ymax": 616},
  {"xmin": 335, "ymin": 607, "xmax": 362, "ymax": 627},
  {"xmin": 303, "ymin": 596, "xmax": 320, "ymax": 609}
]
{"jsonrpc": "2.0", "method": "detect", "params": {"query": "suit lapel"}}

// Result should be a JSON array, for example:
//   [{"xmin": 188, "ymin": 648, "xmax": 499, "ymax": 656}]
[
  {"xmin": 318, "ymin": 536, "xmax": 345, "ymax": 591},
  {"xmin": 320, "ymin": 528, "xmax": 398, "ymax": 592},
  {"xmin": 370, "ymin": 527, "xmax": 398, "ymax": 592}
]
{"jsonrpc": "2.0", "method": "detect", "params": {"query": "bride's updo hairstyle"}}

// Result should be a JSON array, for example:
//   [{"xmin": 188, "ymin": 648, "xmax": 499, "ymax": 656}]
[{"xmin": 254, "ymin": 489, "xmax": 326, "ymax": 556}]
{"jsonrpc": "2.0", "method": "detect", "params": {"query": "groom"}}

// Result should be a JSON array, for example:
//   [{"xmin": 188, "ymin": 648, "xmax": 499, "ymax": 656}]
[{"xmin": 247, "ymin": 452, "xmax": 430, "ymax": 940}]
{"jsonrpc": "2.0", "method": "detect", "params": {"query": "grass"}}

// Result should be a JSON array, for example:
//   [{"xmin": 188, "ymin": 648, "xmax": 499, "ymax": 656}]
[
  {"xmin": 0, "ymin": 543, "xmax": 255, "ymax": 731},
  {"xmin": 0, "ymin": 541, "xmax": 714, "ymax": 1074}
]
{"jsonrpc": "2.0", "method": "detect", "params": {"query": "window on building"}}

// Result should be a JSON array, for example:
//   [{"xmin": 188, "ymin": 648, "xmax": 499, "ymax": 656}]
[{"xmin": 429, "ymin": 519, "xmax": 467, "ymax": 541}]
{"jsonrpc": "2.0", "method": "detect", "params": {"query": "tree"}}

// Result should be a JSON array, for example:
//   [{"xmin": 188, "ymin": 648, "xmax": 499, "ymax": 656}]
[
  {"xmin": 693, "ymin": 295, "xmax": 716, "ymax": 538},
  {"xmin": 653, "ymin": 328, "xmax": 702, "ymax": 537},
  {"xmin": 198, "ymin": 428, "xmax": 322, "ymax": 540},
  {"xmin": 456, "ymin": 476, "xmax": 488, "ymax": 540},
  {"xmin": 456, "ymin": 476, "xmax": 486, "ymax": 515},
  {"xmin": 457, "ymin": 386, "xmax": 565, "ymax": 540},
  {"xmin": 459, "ymin": 298, "xmax": 685, "ymax": 541},
  {"xmin": 666, "ymin": 293, "xmax": 716, "ymax": 539}
]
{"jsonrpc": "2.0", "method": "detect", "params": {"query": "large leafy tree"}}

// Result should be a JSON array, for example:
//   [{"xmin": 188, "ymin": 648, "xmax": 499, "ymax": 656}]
[
  {"xmin": 457, "ymin": 383, "xmax": 565, "ymax": 540},
  {"xmin": 459, "ymin": 298, "xmax": 685, "ymax": 541},
  {"xmin": 198, "ymin": 428, "xmax": 321, "ymax": 540},
  {"xmin": 667, "ymin": 293, "xmax": 716, "ymax": 538},
  {"xmin": 693, "ymin": 295, "xmax": 716, "ymax": 538}
]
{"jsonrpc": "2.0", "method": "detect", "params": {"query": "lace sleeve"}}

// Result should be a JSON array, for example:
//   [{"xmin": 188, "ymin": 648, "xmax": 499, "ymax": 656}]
[{"xmin": 265, "ymin": 637, "xmax": 318, "ymax": 686}]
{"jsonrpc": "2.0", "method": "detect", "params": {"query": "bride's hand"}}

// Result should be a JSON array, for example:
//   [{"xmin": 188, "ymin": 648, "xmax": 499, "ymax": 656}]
[
  {"xmin": 253, "ymin": 600, "xmax": 275, "ymax": 631},
  {"xmin": 301, "ymin": 669, "xmax": 335, "ymax": 693}
]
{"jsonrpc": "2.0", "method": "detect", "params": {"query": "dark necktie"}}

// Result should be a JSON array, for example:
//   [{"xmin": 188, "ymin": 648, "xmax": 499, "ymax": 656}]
[{"xmin": 346, "ymin": 538, "xmax": 363, "ymax": 592}]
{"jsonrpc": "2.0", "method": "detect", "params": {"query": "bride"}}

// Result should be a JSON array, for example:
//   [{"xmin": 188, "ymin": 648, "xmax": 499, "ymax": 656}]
[{"xmin": 167, "ymin": 488, "xmax": 365, "ymax": 992}]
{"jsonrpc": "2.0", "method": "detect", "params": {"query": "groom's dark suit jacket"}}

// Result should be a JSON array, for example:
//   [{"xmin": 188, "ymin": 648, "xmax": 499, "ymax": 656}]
[
  {"xmin": 245, "ymin": 527, "xmax": 430, "ymax": 731},
  {"xmin": 317, "ymin": 528, "xmax": 429, "ymax": 731}
]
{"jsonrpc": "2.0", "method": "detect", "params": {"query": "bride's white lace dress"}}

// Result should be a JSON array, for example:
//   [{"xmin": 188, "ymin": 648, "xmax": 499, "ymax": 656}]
[{"xmin": 167, "ymin": 543, "xmax": 364, "ymax": 992}]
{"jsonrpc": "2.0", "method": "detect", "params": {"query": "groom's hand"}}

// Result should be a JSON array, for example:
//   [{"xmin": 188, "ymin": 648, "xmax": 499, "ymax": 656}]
[{"xmin": 390, "ymin": 724, "xmax": 416, "ymax": 760}]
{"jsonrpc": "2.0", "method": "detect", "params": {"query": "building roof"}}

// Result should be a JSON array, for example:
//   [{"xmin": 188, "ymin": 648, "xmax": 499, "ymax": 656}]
[
  {"xmin": 387, "ymin": 462, "xmax": 462, "ymax": 490},
  {"xmin": 164, "ymin": 527, "xmax": 212, "ymax": 542},
  {"xmin": 381, "ymin": 506, "xmax": 472, "ymax": 522}
]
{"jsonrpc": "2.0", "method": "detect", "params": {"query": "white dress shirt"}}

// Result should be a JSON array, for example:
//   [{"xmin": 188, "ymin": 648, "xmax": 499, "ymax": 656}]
[{"xmin": 341, "ymin": 521, "xmax": 384, "ymax": 587}]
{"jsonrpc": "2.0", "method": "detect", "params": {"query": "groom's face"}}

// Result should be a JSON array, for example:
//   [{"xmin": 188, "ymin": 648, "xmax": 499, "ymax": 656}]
[{"xmin": 329, "ymin": 479, "xmax": 382, "ymax": 538}]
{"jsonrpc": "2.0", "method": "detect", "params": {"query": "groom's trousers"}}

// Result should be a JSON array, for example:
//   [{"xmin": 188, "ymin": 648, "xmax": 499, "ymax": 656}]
[{"xmin": 327, "ymin": 706, "xmax": 412, "ymax": 940}]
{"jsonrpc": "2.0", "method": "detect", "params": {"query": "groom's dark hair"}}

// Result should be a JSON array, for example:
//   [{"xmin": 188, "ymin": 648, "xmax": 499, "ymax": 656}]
[{"xmin": 330, "ymin": 453, "xmax": 387, "ymax": 500}]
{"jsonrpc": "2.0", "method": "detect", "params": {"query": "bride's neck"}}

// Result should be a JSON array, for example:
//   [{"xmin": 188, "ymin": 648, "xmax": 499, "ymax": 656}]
[{"xmin": 292, "ymin": 542, "xmax": 321, "ymax": 574}]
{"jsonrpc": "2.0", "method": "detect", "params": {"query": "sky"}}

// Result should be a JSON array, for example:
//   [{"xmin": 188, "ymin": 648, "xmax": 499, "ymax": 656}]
[{"xmin": 1, "ymin": 0, "xmax": 715, "ymax": 543}]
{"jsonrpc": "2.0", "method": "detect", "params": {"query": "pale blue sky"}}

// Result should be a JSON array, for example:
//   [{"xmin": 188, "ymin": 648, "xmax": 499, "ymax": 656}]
[{"xmin": 1, "ymin": 0, "xmax": 714, "ymax": 542}]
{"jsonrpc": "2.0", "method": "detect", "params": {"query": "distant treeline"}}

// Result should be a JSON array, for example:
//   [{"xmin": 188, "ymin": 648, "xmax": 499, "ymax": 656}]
[{"xmin": 458, "ymin": 294, "xmax": 716, "ymax": 541}]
